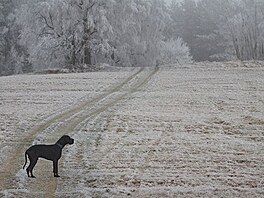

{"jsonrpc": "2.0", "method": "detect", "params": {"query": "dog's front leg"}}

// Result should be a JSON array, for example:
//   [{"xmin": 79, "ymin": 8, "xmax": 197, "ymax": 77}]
[{"xmin": 53, "ymin": 160, "xmax": 60, "ymax": 177}]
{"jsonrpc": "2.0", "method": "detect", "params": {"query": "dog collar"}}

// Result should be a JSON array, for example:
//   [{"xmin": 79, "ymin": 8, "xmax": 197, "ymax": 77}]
[{"xmin": 56, "ymin": 143, "xmax": 63, "ymax": 148}]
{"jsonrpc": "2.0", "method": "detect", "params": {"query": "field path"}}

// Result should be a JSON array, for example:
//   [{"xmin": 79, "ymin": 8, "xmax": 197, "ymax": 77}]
[{"xmin": 0, "ymin": 67, "xmax": 159, "ymax": 197}]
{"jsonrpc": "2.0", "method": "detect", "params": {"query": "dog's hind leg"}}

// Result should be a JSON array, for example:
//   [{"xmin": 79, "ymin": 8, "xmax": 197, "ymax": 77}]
[{"xmin": 27, "ymin": 157, "xmax": 38, "ymax": 178}]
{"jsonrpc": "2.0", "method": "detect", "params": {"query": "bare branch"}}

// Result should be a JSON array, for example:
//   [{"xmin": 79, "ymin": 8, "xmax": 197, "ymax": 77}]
[
  {"xmin": 49, "ymin": 12, "xmax": 54, "ymax": 27},
  {"xmin": 39, "ymin": 13, "xmax": 54, "ymax": 30}
]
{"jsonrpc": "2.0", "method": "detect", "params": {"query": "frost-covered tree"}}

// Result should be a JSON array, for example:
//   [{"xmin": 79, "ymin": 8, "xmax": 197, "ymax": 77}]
[
  {"xmin": 0, "ymin": 1, "xmax": 11, "ymax": 75},
  {"xmin": 167, "ymin": 0, "xmax": 226, "ymax": 61},
  {"xmin": 141, "ymin": 0, "xmax": 169, "ymax": 66},
  {"xmin": 109, "ymin": 0, "xmax": 163, "ymax": 67},
  {"xmin": 16, "ymin": 0, "xmax": 114, "ymax": 70},
  {"xmin": 223, "ymin": 0, "xmax": 264, "ymax": 60},
  {"xmin": 167, "ymin": 0, "xmax": 264, "ymax": 61},
  {"xmin": 13, "ymin": 0, "xmax": 193, "ymax": 71},
  {"xmin": 159, "ymin": 38, "xmax": 192, "ymax": 65},
  {"xmin": 0, "ymin": 0, "xmax": 32, "ymax": 76},
  {"xmin": 109, "ymin": 0, "xmax": 191, "ymax": 67}
]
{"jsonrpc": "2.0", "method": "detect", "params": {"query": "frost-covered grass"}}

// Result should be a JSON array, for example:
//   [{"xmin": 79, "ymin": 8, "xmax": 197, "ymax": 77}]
[
  {"xmin": 1, "ymin": 62, "xmax": 264, "ymax": 197},
  {"xmin": 0, "ymin": 71, "xmax": 132, "ymax": 177}
]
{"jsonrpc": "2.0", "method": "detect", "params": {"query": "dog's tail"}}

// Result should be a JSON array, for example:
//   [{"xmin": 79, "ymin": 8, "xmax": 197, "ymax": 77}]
[{"xmin": 23, "ymin": 151, "xmax": 28, "ymax": 169}]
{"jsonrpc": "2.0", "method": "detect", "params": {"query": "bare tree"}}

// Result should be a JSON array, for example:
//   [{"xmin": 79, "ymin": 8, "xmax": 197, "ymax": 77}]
[{"xmin": 224, "ymin": 0, "xmax": 264, "ymax": 60}]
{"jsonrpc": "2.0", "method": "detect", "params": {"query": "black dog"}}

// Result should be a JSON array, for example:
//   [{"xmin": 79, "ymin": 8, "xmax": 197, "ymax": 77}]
[{"xmin": 23, "ymin": 135, "xmax": 74, "ymax": 178}]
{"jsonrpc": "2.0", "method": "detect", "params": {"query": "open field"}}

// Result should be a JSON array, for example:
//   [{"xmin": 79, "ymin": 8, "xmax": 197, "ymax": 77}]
[{"xmin": 0, "ymin": 62, "xmax": 263, "ymax": 197}]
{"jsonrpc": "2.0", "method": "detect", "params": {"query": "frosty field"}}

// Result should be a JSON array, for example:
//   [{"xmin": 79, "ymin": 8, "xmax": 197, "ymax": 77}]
[{"xmin": 0, "ymin": 62, "xmax": 263, "ymax": 197}]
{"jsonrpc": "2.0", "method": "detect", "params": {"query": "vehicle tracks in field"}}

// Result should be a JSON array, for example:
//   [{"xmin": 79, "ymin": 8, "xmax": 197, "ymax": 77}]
[
  {"xmin": 56, "ymin": 66, "xmax": 159, "ymax": 196},
  {"xmin": 0, "ymin": 66, "xmax": 159, "ymax": 197}
]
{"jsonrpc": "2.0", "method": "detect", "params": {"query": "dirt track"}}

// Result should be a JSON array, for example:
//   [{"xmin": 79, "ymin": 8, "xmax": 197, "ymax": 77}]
[
  {"xmin": 0, "ymin": 67, "xmax": 159, "ymax": 197},
  {"xmin": 0, "ymin": 63, "xmax": 263, "ymax": 197}
]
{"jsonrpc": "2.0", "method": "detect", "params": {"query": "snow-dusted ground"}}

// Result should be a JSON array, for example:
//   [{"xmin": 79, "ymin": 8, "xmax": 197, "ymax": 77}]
[
  {"xmin": 0, "ymin": 70, "xmax": 134, "ymax": 195},
  {"xmin": 0, "ymin": 62, "xmax": 263, "ymax": 197}
]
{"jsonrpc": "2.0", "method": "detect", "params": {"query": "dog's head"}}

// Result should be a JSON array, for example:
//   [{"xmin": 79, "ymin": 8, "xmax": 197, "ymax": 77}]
[{"xmin": 60, "ymin": 135, "xmax": 74, "ymax": 145}]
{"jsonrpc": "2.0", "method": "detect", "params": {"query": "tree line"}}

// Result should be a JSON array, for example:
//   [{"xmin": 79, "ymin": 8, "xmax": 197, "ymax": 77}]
[
  {"xmin": 0, "ymin": 0, "xmax": 264, "ymax": 76},
  {"xmin": 167, "ymin": 0, "xmax": 264, "ymax": 61}
]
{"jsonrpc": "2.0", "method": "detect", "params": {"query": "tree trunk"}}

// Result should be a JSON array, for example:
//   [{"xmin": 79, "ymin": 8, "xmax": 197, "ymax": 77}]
[
  {"xmin": 84, "ymin": 47, "xmax": 91, "ymax": 65},
  {"xmin": 71, "ymin": 35, "xmax": 76, "ymax": 66},
  {"xmin": 71, "ymin": 51, "xmax": 76, "ymax": 66}
]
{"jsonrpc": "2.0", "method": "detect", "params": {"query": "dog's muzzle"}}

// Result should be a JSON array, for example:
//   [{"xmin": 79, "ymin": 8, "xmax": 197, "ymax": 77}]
[{"xmin": 69, "ymin": 138, "xmax": 74, "ymax": 145}]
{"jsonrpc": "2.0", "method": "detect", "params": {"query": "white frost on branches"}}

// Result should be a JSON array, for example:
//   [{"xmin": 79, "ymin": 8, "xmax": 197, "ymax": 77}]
[
  {"xmin": 159, "ymin": 38, "xmax": 193, "ymax": 65},
  {"xmin": 15, "ymin": 0, "xmax": 192, "ymax": 69}
]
